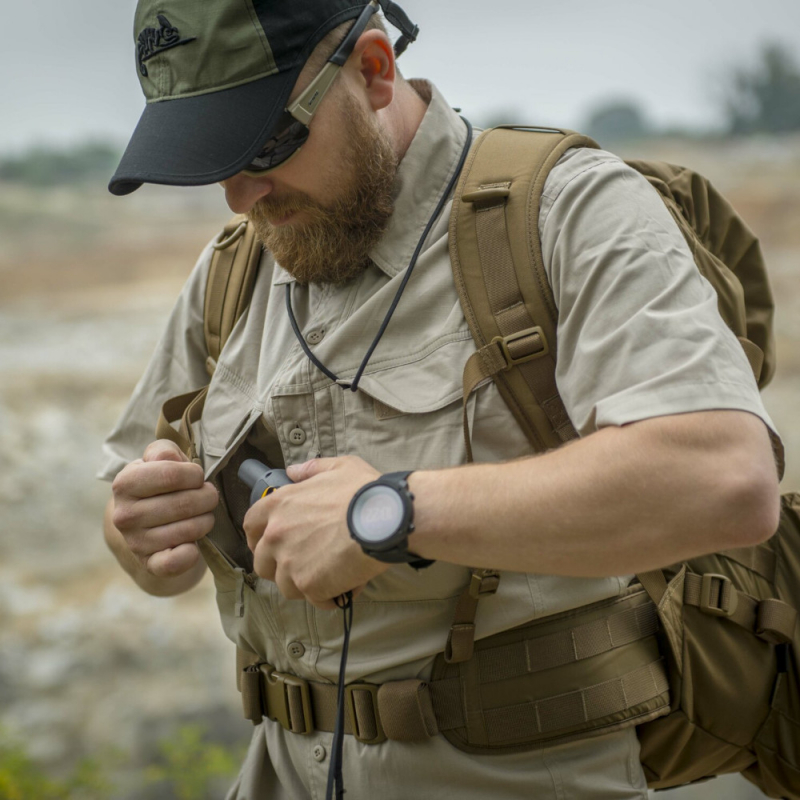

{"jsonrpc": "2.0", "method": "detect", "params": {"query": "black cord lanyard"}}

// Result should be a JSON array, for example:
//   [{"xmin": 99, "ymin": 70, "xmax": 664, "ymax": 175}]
[
  {"xmin": 286, "ymin": 116, "xmax": 474, "ymax": 394},
  {"xmin": 302, "ymin": 117, "xmax": 474, "ymax": 800},
  {"xmin": 326, "ymin": 592, "xmax": 354, "ymax": 800}
]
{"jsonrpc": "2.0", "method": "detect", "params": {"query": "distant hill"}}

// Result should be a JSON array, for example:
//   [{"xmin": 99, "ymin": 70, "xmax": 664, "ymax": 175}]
[{"xmin": 0, "ymin": 142, "xmax": 121, "ymax": 187}]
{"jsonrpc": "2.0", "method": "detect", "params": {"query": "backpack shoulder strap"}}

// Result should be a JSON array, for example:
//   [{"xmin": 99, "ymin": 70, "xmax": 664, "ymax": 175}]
[
  {"xmin": 204, "ymin": 214, "xmax": 265, "ymax": 375},
  {"xmin": 156, "ymin": 215, "xmax": 265, "ymax": 459},
  {"xmin": 449, "ymin": 126, "xmax": 598, "ymax": 460}
]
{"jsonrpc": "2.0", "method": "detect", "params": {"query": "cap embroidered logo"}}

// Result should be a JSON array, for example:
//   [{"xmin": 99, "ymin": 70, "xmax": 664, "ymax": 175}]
[{"xmin": 137, "ymin": 14, "xmax": 196, "ymax": 77}]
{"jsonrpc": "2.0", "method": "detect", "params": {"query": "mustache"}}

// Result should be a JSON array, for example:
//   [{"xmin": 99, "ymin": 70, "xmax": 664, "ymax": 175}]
[{"xmin": 248, "ymin": 193, "xmax": 326, "ymax": 223}]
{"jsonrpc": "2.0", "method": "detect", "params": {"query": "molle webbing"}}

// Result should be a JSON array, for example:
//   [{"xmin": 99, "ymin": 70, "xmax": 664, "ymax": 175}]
[
  {"xmin": 449, "ymin": 126, "xmax": 600, "ymax": 460},
  {"xmin": 237, "ymin": 588, "xmax": 669, "ymax": 751}
]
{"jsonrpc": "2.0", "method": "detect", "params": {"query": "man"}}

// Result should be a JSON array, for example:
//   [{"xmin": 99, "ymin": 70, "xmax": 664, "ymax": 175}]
[{"xmin": 100, "ymin": 1, "xmax": 782, "ymax": 797}]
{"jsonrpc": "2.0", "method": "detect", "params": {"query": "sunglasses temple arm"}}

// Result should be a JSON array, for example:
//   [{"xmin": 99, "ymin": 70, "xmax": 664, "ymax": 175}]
[
  {"xmin": 289, "ymin": 61, "xmax": 342, "ymax": 126},
  {"xmin": 379, "ymin": 0, "xmax": 419, "ymax": 57}
]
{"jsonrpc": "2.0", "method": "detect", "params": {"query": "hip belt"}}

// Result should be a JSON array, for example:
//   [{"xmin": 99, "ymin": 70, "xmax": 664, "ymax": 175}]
[{"xmin": 237, "ymin": 586, "xmax": 671, "ymax": 753}]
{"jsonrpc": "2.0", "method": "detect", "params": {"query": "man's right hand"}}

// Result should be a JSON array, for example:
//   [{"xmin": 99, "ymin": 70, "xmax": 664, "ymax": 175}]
[{"xmin": 108, "ymin": 440, "xmax": 219, "ymax": 584}]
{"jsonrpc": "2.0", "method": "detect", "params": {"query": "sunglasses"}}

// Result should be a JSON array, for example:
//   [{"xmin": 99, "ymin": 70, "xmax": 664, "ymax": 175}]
[{"xmin": 241, "ymin": 0, "xmax": 381, "ymax": 176}]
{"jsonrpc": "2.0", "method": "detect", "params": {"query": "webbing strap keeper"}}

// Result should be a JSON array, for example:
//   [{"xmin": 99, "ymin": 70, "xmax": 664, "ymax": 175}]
[
  {"xmin": 345, "ymin": 683, "xmax": 386, "ymax": 744},
  {"xmin": 377, "ymin": 679, "xmax": 439, "ymax": 741},
  {"xmin": 756, "ymin": 598, "xmax": 797, "ymax": 644},
  {"xmin": 445, "ymin": 570, "xmax": 501, "ymax": 664},
  {"xmin": 241, "ymin": 666, "xmax": 264, "ymax": 725}
]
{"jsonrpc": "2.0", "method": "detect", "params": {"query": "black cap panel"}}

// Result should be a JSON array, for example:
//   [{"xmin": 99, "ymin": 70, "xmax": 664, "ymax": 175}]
[
  {"xmin": 109, "ymin": 68, "xmax": 298, "ymax": 195},
  {"xmin": 252, "ymin": 0, "xmax": 365, "ymax": 72}
]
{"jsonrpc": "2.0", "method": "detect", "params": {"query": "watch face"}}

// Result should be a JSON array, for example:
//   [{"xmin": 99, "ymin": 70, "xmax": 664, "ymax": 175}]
[{"xmin": 350, "ymin": 485, "xmax": 405, "ymax": 544}]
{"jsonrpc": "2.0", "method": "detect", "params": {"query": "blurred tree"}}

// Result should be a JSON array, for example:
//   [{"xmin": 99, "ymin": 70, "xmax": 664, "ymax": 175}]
[
  {"xmin": 0, "ymin": 142, "xmax": 120, "ymax": 186},
  {"xmin": 582, "ymin": 99, "xmax": 652, "ymax": 143},
  {"xmin": 723, "ymin": 42, "xmax": 800, "ymax": 134}
]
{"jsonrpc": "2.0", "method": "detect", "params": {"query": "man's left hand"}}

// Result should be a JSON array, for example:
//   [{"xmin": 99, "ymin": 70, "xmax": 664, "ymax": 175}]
[{"xmin": 242, "ymin": 455, "xmax": 390, "ymax": 609}]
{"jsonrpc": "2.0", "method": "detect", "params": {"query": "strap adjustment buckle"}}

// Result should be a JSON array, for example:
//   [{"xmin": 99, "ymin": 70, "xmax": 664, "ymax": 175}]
[
  {"xmin": 262, "ymin": 665, "xmax": 314, "ymax": 734},
  {"xmin": 494, "ymin": 327, "xmax": 549, "ymax": 371},
  {"xmin": 345, "ymin": 683, "xmax": 387, "ymax": 744},
  {"xmin": 699, "ymin": 573, "xmax": 739, "ymax": 618},
  {"xmin": 469, "ymin": 570, "xmax": 501, "ymax": 600}
]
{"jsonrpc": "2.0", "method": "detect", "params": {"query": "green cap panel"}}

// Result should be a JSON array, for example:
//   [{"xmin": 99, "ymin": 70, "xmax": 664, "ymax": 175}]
[{"xmin": 134, "ymin": 1, "xmax": 277, "ymax": 103}]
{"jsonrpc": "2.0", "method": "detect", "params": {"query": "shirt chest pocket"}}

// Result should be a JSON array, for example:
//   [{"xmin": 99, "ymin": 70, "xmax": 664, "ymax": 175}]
[{"xmin": 340, "ymin": 333, "xmax": 477, "ymax": 473}]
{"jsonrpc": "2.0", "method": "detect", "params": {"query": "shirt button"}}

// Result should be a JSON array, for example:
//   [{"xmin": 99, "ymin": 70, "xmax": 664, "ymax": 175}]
[
  {"xmin": 289, "ymin": 427, "xmax": 307, "ymax": 445},
  {"xmin": 305, "ymin": 329, "xmax": 325, "ymax": 345},
  {"xmin": 313, "ymin": 744, "xmax": 326, "ymax": 762},
  {"xmin": 287, "ymin": 641, "xmax": 306, "ymax": 659}
]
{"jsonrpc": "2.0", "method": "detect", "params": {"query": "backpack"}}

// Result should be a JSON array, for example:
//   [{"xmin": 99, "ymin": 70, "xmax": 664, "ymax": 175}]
[{"xmin": 157, "ymin": 126, "xmax": 799, "ymax": 798}]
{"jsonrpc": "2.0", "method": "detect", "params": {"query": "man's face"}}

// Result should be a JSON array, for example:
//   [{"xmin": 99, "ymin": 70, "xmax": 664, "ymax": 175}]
[{"xmin": 223, "ymin": 85, "xmax": 399, "ymax": 286}]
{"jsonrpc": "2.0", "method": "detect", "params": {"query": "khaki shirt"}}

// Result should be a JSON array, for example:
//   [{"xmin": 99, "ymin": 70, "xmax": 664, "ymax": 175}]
[{"xmin": 99, "ymin": 81, "xmax": 777, "ymax": 799}]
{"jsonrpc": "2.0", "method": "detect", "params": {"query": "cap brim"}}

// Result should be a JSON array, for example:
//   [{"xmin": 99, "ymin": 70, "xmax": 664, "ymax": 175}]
[{"xmin": 109, "ymin": 68, "xmax": 300, "ymax": 196}]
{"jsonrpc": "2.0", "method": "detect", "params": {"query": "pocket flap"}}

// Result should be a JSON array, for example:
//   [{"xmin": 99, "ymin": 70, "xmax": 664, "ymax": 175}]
[
  {"xmin": 355, "ymin": 333, "xmax": 475, "ymax": 414},
  {"xmin": 200, "ymin": 373, "xmax": 261, "ymax": 477}
]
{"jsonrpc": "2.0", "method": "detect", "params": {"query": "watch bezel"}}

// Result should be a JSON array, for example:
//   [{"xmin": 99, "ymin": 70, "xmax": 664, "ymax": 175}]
[{"xmin": 347, "ymin": 475, "xmax": 414, "ymax": 555}]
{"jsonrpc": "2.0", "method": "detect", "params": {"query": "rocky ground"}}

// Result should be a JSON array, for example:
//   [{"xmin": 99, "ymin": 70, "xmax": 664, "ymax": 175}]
[{"xmin": 1, "ymin": 137, "xmax": 798, "ymax": 798}]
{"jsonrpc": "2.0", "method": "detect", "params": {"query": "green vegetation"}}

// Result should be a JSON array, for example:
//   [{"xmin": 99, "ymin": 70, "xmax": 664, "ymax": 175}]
[
  {"xmin": 0, "ymin": 725, "xmax": 244, "ymax": 800},
  {"xmin": 146, "ymin": 726, "xmax": 244, "ymax": 800},
  {"xmin": 0, "ymin": 142, "xmax": 120, "ymax": 187},
  {"xmin": 0, "ymin": 731, "xmax": 111, "ymax": 800}
]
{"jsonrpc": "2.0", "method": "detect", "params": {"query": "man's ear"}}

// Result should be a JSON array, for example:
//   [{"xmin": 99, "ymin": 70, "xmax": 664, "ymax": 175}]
[{"xmin": 353, "ymin": 30, "xmax": 396, "ymax": 111}]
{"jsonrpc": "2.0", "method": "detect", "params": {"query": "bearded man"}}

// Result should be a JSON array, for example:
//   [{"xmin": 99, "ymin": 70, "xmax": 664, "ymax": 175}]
[{"xmin": 100, "ymin": 1, "xmax": 782, "ymax": 798}]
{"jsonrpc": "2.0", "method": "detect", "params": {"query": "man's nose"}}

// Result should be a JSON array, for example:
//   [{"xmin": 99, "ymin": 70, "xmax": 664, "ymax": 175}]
[{"xmin": 220, "ymin": 173, "xmax": 275, "ymax": 214}]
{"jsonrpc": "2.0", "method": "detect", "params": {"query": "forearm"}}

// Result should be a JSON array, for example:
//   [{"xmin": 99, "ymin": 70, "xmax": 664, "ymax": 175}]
[
  {"xmin": 408, "ymin": 410, "xmax": 780, "ymax": 577},
  {"xmin": 103, "ymin": 496, "xmax": 207, "ymax": 597}
]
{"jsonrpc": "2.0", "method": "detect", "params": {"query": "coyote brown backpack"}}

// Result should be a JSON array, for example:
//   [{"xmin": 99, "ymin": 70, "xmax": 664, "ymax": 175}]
[{"xmin": 158, "ymin": 126, "xmax": 799, "ymax": 798}]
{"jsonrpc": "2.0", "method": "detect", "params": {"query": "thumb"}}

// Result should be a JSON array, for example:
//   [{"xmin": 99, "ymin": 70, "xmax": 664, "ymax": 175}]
[
  {"xmin": 286, "ymin": 457, "xmax": 337, "ymax": 483},
  {"xmin": 143, "ymin": 439, "xmax": 190, "ymax": 463}
]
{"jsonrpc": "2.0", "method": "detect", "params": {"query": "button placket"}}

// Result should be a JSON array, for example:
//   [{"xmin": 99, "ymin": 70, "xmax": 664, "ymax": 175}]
[{"xmin": 272, "ymin": 394, "xmax": 316, "ymax": 464}]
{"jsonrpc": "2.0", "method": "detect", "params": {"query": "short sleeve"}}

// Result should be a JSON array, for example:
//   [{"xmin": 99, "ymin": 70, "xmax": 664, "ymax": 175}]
[
  {"xmin": 96, "ymin": 239, "xmax": 216, "ymax": 481},
  {"xmin": 539, "ymin": 148, "xmax": 780, "ymax": 445}
]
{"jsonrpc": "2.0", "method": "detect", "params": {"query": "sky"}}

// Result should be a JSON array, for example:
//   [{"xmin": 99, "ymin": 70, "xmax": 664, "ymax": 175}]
[{"xmin": 2, "ymin": 0, "xmax": 800, "ymax": 154}]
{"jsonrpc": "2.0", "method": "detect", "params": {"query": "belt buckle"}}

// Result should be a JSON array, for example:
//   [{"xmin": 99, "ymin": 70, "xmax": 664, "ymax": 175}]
[
  {"xmin": 345, "ymin": 683, "xmax": 387, "ymax": 744},
  {"xmin": 262, "ymin": 666, "xmax": 314, "ymax": 735}
]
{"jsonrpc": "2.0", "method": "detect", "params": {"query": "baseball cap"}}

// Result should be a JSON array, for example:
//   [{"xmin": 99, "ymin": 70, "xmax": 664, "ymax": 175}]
[{"xmin": 109, "ymin": 0, "xmax": 418, "ymax": 196}]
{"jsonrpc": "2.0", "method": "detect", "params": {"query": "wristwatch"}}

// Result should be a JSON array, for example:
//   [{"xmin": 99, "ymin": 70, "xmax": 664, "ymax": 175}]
[{"xmin": 347, "ymin": 471, "xmax": 434, "ymax": 569}]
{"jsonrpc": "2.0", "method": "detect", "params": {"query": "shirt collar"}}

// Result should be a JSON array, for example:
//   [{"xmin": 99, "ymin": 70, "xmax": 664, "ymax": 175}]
[{"xmin": 272, "ymin": 81, "xmax": 469, "ymax": 285}]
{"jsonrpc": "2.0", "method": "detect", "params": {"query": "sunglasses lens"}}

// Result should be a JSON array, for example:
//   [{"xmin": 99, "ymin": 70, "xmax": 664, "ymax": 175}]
[{"xmin": 246, "ymin": 114, "xmax": 310, "ymax": 172}]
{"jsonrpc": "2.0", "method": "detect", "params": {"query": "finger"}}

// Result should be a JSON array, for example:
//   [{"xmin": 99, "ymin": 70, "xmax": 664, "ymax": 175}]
[
  {"xmin": 143, "ymin": 439, "xmax": 190, "ymax": 463},
  {"xmin": 114, "ymin": 460, "xmax": 207, "ymax": 500},
  {"xmin": 310, "ymin": 598, "xmax": 339, "ymax": 611},
  {"xmin": 125, "ymin": 484, "xmax": 219, "ymax": 529},
  {"xmin": 286, "ymin": 457, "xmax": 339, "ymax": 483},
  {"xmin": 349, "ymin": 584, "xmax": 366, "ymax": 600},
  {"xmin": 146, "ymin": 542, "xmax": 201, "ymax": 578},
  {"xmin": 274, "ymin": 567, "xmax": 304, "ymax": 602},
  {"xmin": 243, "ymin": 501, "xmax": 275, "ymax": 551},
  {"xmin": 128, "ymin": 513, "xmax": 216, "ymax": 559},
  {"xmin": 252, "ymin": 545, "xmax": 278, "ymax": 582}
]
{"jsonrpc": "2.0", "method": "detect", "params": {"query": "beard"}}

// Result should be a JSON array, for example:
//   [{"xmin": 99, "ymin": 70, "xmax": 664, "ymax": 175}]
[{"xmin": 247, "ymin": 90, "xmax": 399, "ymax": 286}]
